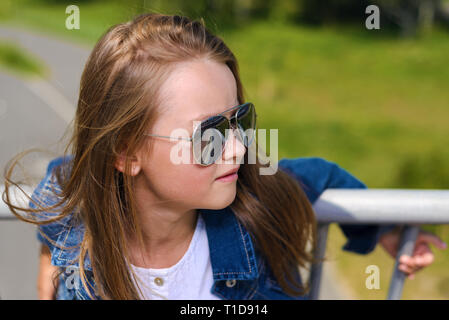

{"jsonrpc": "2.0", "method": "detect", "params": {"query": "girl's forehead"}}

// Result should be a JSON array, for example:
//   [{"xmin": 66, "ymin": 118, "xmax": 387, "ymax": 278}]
[{"xmin": 157, "ymin": 60, "xmax": 238, "ymax": 126}]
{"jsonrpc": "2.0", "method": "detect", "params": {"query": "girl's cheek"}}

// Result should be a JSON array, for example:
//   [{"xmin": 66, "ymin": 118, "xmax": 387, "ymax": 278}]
[
  {"xmin": 152, "ymin": 142, "xmax": 216, "ymax": 189},
  {"xmin": 182, "ymin": 167, "xmax": 214, "ymax": 186}
]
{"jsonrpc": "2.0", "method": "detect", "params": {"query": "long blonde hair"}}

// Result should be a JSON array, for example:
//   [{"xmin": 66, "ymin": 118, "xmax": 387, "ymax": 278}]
[{"xmin": 3, "ymin": 13, "xmax": 317, "ymax": 299}]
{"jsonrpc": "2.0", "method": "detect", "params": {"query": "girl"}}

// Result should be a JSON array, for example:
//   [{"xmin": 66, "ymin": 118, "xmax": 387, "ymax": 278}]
[{"xmin": 3, "ymin": 13, "xmax": 444, "ymax": 300}]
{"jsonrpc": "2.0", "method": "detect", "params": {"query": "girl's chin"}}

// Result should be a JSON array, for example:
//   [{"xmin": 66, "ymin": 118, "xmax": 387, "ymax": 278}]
[{"xmin": 207, "ymin": 190, "xmax": 237, "ymax": 210}]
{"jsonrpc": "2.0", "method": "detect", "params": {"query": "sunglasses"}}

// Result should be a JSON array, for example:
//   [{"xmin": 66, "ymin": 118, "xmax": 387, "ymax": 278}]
[{"xmin": 145, "ymin": 102, "xmax": 257, "ymax": 166}]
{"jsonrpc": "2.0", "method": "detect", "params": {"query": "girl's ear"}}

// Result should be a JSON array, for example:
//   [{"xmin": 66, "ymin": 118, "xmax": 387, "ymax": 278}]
[{"xmin": 114, "ymin": 149, "xmax": 141, "ymax": 176}]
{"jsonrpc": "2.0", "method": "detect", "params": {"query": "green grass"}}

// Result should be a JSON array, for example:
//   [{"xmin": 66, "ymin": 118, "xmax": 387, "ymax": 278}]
[
  {"xmin": 0, "ymin": 0, "xmax": 137, "ymax": 46},
  {"xmin": 1, "ymin": 0, "xmax": 449, "ymax": 299},
  {"xmin": 0, "ymin": 40, "xmax": 46, "ymax": 77}
]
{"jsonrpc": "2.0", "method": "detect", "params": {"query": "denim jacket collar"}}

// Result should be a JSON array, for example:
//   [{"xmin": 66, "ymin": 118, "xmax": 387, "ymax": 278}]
[
  {"xmin": 199, "ymin": 206, "xmax": 259, "ymax": 281},
  {"xmin": 51, "ymin": 205, "xmax": 259, "ymax": 282}
]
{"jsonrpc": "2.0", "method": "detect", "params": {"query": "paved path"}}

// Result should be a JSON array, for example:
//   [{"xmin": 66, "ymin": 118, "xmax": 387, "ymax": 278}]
[{"xmin": 0, "ymin": 25, "xmax": 89, "ymax": 299}]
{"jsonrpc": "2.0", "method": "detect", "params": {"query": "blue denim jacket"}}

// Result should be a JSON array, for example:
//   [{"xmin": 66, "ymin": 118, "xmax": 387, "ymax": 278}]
[{"xmin": 31, "ymin": 155, "xmax": 395, "ymax": 300}]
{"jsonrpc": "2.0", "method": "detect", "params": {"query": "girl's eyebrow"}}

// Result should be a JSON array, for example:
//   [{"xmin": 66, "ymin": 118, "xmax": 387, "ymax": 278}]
[{"xmin": 191, "ymin": 101, "xmax": 240, "ymax": 124}]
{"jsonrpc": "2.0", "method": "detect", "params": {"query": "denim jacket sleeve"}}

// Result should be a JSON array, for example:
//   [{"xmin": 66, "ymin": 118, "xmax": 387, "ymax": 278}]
[
  {"xmin": 278, "ymin": 156, "xmax": 397, "ymax": 255},
  {"xmin": 29, "ymin": 156, "xmax": 97, "ymax": 299},
  {"xmin": 29, "ymin": 156, "xmax": 73, "ymax": 252}
]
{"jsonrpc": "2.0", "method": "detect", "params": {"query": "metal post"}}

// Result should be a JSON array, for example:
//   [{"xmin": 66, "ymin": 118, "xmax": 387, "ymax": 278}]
[
  {"xmin": 387, "ymin": 225, "xmax": 420, "ymax": 300},
  {"xmin": 308, "ymin": 223, "xmax": 329, "ymax": 300}
]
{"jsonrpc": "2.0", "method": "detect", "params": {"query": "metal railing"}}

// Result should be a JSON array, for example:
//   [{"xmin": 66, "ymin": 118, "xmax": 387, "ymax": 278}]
[
  {"xmin": 310, "ymin": 188, "xmax": 449, "ymax": 300},
  {"xmin": 2, "ymin": 185, "xmax": 449, "ymax": 299}
]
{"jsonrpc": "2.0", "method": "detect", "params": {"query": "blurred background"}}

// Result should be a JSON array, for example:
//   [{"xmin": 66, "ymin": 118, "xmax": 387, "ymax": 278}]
[{"xmin": 0, "ymin": 0, "xmax": 448, "ymax": 299}]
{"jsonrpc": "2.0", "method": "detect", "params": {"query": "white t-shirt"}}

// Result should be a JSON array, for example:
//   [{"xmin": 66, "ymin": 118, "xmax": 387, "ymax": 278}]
[{"xmin": 129, "ymin": 214, "xmax": 221, "ymax": 300}]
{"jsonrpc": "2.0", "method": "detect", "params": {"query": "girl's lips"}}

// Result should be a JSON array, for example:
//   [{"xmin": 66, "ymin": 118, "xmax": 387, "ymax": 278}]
[
  {"xmin": 216, "ymin": 166, "xmax": 240, "ymax": 180},
  {"xmin": 215, "ymin": 172, "xmax": 238, "ymax": 182}
]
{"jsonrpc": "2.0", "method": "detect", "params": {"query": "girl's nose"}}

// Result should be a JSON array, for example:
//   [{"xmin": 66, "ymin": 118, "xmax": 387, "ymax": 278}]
[{"xmin": 222, "ymin": 127, "xmax": 246, "ymax": 164}]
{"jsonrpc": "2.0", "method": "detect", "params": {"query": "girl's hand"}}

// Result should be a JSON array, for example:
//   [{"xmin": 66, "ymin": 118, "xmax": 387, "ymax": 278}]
[
  {"xmin": 379, "ymin": 227, "xmax": 447, "ymax": 280},
  {"xmin": 37, "ymin": 244, "xmax": 59, "ymax": 300}
]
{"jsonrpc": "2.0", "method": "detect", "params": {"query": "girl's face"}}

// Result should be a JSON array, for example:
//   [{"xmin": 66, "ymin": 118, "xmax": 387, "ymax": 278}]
[{"xmin": 133, "ymin": 59, "xmax": 246, "ymax": 210}]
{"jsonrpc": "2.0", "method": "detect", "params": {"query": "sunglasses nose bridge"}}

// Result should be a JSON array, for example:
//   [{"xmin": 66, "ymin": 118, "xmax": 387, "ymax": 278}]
[
  {"xmin": 228, "ymin": 117, "xmax": 237, "ymax": 131},
  {"xmin": 225, "ymin": 117, "xmax": 246, "ymax": 149}
]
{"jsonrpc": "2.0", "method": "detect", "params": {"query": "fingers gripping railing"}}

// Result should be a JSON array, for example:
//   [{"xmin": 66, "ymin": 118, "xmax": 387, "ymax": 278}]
[
  {"xmin": 309, "ymin": 189, "xmax": 449, "ymax": 300},
  {"xmin": 386, "ymin": 225, "xmax": 420, "ymax": 300}
]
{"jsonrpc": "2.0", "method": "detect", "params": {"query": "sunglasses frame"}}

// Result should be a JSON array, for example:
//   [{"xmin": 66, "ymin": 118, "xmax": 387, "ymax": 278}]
[{"xmin": 144, "ymin": 102, "xmax": 257, "ymax": 166}]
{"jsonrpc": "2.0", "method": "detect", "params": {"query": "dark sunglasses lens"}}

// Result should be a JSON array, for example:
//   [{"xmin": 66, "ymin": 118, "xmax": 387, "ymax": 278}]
[
  {"xmin": 236, "ymin": 103, "xmax": 256, "ymax": 147},
  {"xmin": 193, "ymin": 116, "xmax": 228, "ymax": 165}
]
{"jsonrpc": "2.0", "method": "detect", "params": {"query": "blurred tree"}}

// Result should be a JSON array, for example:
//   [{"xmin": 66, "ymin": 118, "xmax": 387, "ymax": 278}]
[
  {"xmin": 436, "ymin": 0, "xmax": 449, "ymax": 27},
  {"xmin": 374, "ymin": 0, "xmax": 441, "ymax": 36},
  {"xmin": 296, "ymin": 0, "xmax": 367, "ymax": 25},
  {"xmin": 267, "ymin": 0, "xmax": 302, "ymax": 23},
  {"xmin": 127, "ymin": 0, "xmax": 242, "ymax": 32},
  {"xmin": 94, "ymin": 0, "xmax": 449, "ymax": 36}
]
